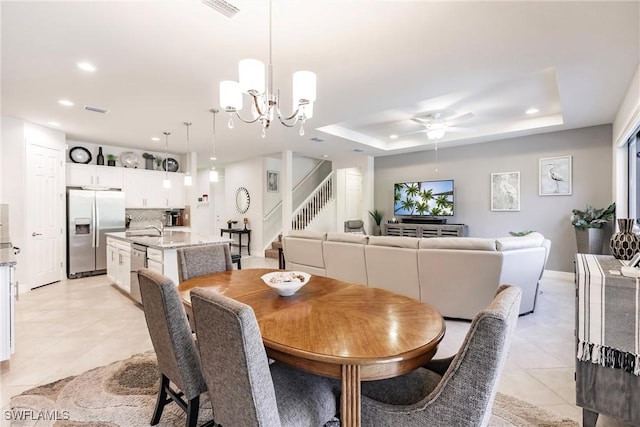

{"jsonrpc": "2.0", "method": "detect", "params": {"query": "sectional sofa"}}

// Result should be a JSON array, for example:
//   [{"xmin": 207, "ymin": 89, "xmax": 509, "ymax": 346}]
[{"xmin": 282, "ymin": 230, "xmax": 551, "ymax": 320}]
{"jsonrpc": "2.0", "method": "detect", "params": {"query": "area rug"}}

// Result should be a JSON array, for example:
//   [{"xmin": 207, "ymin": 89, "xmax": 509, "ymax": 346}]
[{"xmin": 10, "ymin": 353, "xmax": 578, "ymax": 426}]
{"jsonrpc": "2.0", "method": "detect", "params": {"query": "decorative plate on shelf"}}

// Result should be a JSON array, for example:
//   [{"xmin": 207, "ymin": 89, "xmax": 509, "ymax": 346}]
[
  {"xmin": 120, "ymin": 152, "xmax": 141, "ymax": 168},
  {"xmin": 162, "ymin": 157, "xmax": 179, "ymax": 172},
  {"xmin": 69, "ymin": 146, "xmax": 92, "ymax": 164}
]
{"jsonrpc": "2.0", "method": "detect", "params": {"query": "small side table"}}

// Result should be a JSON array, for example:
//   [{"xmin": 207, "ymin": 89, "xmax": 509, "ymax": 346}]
[{"xmin": 220, "ymin": 228, "xmax": 251, "ymax": 256}]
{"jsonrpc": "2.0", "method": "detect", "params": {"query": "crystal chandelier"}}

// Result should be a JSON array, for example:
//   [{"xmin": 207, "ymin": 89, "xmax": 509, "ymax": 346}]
[{"xmin": 219, "ymin": 0, "xmax": 316, "ymax": 138}]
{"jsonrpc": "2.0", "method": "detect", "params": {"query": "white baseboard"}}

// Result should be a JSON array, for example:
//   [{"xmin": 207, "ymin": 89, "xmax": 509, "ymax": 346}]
[{"xmin": 542, "ymin": 269, "xmax": 575, "ymax": 282}]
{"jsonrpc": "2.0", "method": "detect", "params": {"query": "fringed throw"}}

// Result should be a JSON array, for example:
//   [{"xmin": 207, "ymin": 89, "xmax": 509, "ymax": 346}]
[{"xmin": 576, "ymin": 254, "xmax": 640, "ymax": 376}]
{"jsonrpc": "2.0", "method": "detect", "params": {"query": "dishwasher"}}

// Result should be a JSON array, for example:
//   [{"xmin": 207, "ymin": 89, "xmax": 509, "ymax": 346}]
[{"xmin": 130, "ymin": 244, "xmax": 147, "ymax": 304}]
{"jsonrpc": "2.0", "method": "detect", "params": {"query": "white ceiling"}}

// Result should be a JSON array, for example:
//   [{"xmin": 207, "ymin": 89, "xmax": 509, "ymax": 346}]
[{"xmin": 2, "ymin": 1, "xmax": 639, "ymax": 168}]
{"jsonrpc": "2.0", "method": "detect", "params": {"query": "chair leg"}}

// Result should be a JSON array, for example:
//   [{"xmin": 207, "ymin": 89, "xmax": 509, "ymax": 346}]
[
  {"xmin": 185, "ymin": 395, "xmax": 200, "ymax": 427},
  {"xmin": 151, "ymin": 374, "xmax": 170, "ymax": 425}
]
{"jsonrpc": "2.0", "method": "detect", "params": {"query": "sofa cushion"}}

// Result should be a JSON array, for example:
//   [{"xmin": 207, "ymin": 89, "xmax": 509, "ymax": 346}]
[
  {"xmin": 496, "ymin": 232, "xmax": 545, "ymax": 251},
  {"xmin": 287, "ymin": 230, "xmax": 327, "ymax": 241},
  {"xmin": 368, "ymin": 236, "xmax": 419, "ymax": 249},
  {"xmin": 326, "ymin": 232, "xmax": 369, "ymax": 244},
  {"xmin": 419, "ymin": 237, "xmax": 497, "ymax": 251}
]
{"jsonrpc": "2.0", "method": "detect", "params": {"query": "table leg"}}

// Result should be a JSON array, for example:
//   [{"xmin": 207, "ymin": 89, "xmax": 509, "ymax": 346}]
[{"xmin": 341, "ymin": 364, "xmax": 361, "ymax": 427}]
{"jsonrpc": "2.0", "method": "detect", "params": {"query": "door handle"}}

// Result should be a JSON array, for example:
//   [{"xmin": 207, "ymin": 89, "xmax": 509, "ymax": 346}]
[{"xmin": 32, "ymin": 232, "xmax": 42, "ymax": 237}]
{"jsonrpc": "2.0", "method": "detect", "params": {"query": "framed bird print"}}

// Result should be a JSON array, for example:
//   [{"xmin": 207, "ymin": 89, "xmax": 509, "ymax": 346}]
[
  {"xmin": 539, "ymin": 155, "xmax": 572, "ymax": 196},
  {"xmin": 491, "ymin": 171, "xmax": 520, "ymax": 211}
]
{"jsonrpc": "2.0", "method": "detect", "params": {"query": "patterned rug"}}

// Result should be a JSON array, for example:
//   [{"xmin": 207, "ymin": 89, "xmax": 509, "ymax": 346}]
[{"xmin": 9, "ymin": 353, "xmax": 578, "ymax": 426}]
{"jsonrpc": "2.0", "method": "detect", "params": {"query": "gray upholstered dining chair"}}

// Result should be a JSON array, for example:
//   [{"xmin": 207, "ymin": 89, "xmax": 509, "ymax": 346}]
[
  {"xmin": 344, "ymin": 219, "xmax": 366, "ymax": 234},
  {"xmin": 190, "ymin": 287, "xmax": 339, "ymax": 427},
  {"xmin": 137, "ymin": 268, "xmax": 210, "ymax": 427},
  {"xmin": 360, "ymin": 284, "xmax": 522, "ymax": 427},
  {"xmin": 177, "ymin": 243, "xmax": 233, "ymax": 283}
]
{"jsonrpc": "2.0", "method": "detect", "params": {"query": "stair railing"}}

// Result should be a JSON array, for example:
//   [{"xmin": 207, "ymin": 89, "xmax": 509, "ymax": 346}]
[{"xmin": 291, "ymin": 172, "xmax": 335, "ymax": 230}]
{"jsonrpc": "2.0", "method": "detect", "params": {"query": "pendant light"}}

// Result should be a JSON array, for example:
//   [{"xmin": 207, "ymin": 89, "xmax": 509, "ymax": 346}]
[
  {"xmin": 183, "ymin": 122, "xmax": 193, "ymax": 186},
  {"xmin": 163, "ymin": 132, "xmax": 171, "ymax": 189},
  {"xmin": 209, "ymin": 109, "xmax": 219, "ymax": 182}
]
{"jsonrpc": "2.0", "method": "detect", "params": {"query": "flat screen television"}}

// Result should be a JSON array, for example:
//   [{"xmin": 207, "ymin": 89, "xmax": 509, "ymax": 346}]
[{"xmin": 394, "ymin": 179, "xmax": 454, "ymax": 216}]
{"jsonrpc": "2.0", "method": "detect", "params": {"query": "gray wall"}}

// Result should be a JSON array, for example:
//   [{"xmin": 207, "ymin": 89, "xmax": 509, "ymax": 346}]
[{"xmin": 374, "ymin": 125, "xmax": 613, "ymax": 272}]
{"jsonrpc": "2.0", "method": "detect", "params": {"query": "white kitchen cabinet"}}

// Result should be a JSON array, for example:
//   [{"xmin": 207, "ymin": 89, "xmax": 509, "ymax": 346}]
[
  {"xmin": 66, "ymin": 163, "xmax": 124, "ymax": 189},
  {"xmin": 146, "ymin": 247, "xmax": 179, "ymax": 284},
  {"xmin": 0, "ymin": 263, "xmax": 16, "ymax": 361},
  {"xmin": 124, "ymin": 168, "xmax": 185, "ymax": 209},
  {"xmin": 106, "ymin": 237, "xmax": 131, "ymax": 292}
]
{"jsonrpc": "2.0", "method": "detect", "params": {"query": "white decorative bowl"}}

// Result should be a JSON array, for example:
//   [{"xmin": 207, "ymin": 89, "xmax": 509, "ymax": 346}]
[{"xmin": 261, "ymin": 271, "xmax": 311, "ymax": 296}]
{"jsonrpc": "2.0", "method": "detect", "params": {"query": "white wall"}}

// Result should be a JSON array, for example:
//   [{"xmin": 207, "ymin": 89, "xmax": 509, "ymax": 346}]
[
  {"xmin": 224, "ymin": 157, "xmax": 263, "ymax": 255},
  {"xmin": 375, "ymin": 125, "xmax": 613, "ymax": 272}
]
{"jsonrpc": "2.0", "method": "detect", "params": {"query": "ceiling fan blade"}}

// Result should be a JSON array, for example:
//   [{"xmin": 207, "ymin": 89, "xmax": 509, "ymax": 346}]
[
  {"xmin": 410, "ymin": 117, "xmax": 429, "ymax": 125},
  {"xmin": 446, "ymin": 126, "xmax": 470, "ymax": 132},
  {"xmin": 445, "ymin": 112, "xmax": 474, "ymax": 123}
]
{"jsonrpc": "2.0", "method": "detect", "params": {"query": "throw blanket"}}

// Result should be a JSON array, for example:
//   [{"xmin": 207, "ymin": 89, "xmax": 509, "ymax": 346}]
[{"xmin": 575, "ymin": 254, "xmax": 640, "ymax": 375}]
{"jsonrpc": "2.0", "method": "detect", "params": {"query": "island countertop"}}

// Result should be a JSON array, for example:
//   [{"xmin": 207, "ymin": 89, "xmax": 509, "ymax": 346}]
[
  {"xmin": 106, "ymin": 231, "xmax": 232, "ymax": 249},
  {"xmin": 0, "ymin": 248, "xmax": 17, "ymax": 266}
]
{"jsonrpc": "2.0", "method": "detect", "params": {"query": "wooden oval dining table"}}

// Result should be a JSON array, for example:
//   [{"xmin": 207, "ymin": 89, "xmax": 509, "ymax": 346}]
[{"xmin": 178, "ymin": 268, "xmax": 446, "ymax": 427}]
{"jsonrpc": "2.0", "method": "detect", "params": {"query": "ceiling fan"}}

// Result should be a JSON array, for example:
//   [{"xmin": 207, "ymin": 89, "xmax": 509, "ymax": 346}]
[{"xmin": 391, "ymin": 110, "xmax": 474, "ymax": 141}]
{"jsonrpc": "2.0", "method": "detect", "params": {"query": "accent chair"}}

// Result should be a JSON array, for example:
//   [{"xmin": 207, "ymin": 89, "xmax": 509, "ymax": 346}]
[
  {"xmin": 177, "ymin": 243, "xmax": 233, "ymax": 283},
  {"xmin": 360, "ymin": 284, "xmax": 522, "ymax": 426},
  {"xmin": 344, "ymin": 219, "xmax": 366, "ymax": 234},
  {"xmin": 137, "ymin": 268, "xmax": 210, "ymax": 427},
  {"xmin": 190, "ymin": 287, "xmax": 339, "ymax": 427}
]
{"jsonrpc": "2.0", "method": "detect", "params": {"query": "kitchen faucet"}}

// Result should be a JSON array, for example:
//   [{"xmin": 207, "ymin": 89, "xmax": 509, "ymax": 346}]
[{"xmin": 145, "ymin": 220, "xmax": 164, "ymax": 236}]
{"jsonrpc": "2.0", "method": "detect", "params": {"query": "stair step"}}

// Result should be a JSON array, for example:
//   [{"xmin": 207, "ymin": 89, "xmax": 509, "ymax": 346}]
[{"xmin": 265, "ymin": 248, "xmax": 279, "ymax": 259}]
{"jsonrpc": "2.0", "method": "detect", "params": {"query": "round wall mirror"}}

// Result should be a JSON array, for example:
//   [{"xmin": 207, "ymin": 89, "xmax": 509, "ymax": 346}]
[{"xmin": 235, "ymin": 187, "xmax": 250, "ymax": 214}]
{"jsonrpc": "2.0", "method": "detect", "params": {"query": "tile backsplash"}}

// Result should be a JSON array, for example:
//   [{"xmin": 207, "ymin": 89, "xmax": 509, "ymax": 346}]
[{"xmin": 126, "ymin": 209, "xmax": 185, "ymax": 229}]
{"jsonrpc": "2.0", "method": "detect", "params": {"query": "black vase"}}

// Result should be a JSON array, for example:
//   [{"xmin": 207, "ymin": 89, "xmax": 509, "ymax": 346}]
[
  {"xmin": 97, "ymin": 147, "xmax": 105, "ymax": 165},
  {"xmin": 609, "ymin": 218, "xmax": 640, "ymax": 260}
]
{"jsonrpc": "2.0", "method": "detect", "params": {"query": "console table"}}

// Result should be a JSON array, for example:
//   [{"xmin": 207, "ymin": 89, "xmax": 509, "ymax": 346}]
[
  {"xmin": 220, "ymin": 228, "xmax": 251, "ymax": 255},
  {"xmin": 574, "ymin": 254, "xmax": 640, "ymax": 427},
  {"xmin": 383, "ymin": 223, "xmax": 468, "ymax": 238}
]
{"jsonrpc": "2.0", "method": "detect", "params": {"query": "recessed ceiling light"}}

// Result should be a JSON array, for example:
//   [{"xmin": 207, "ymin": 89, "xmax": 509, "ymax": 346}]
[
  {"xmin": 48, "ymin": 121, "xmax": 60, "ymax": 127},
  {"xmin": 322, "ymin": 154, "xmax": 328, "ymax": 158},
  {"xmin": 526, "ymin": 108, "xmax": 539, "ymax": 115},
  {"xmin": 151, "ymin": 137, "xmax": 160, "ymax": 142},
  {"xmin": 58, "ymin": 99, "xmax": 74, "ymax": 106},
  {"xmin": 390, "ymin": 134, "xmax": 398, "ymax": 139},
  {"xmin": 77, "ymin": 62, "xmax": 96, "ymax": 72},
  {"xmin": 209, "ymin": 156, "xmax": 217, "ymax": 160}
]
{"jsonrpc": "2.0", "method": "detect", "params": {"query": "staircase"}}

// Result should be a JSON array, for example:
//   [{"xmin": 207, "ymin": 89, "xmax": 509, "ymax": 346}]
[
  {"xmin": 263, "ymin": 172, "xmax": 335, "ymax": 259},
  {"xmin": 265, "ymin": 234, "xmax": 282, "ymax": 261}
]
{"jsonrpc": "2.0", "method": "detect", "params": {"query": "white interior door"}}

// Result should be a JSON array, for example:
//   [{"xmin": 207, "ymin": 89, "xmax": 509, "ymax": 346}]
[
  {"xmin": 345, "ymin": 171, "xmax": 363, "ymax": 220},
  {"xmin": 27, "ymin": 144, "xmax": 62, "ymax": 288}
]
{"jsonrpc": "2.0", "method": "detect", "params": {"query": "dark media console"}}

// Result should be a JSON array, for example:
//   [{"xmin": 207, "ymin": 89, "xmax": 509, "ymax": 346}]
[
  {"xmin": 401, "ymin": 217, "xmax": 447, "ymax": 224},
  {"xmin": 383, "ymin": 222, "xmax": 468, "ymax": 238}
]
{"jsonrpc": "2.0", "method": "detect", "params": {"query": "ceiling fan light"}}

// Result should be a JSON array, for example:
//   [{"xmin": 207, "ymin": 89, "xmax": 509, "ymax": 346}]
[
  {"xmin": 292, "ymin": 70, "xmax": 317, "ymax": 103},
  {"xmin": 220, "ymin": 80, "xmax": 243, "ymax": 112},
  {"xmin": 239, "ymin": 59, "xmax": 265, "ymax": 95},
  {"xmin": 427, "ymin": 129, "xmax": 446, "ymax": 140}
]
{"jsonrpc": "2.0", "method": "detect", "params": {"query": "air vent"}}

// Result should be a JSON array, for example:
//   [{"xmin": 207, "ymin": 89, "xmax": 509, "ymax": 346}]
[
  {"xmin": 201, "ymin": 0, "xmax": 240, "ymax": 18},
  {"xmin": 353, "ymin": 148, "xmax": 365, "ymax": 153},
  {"xmin": 84, "ymin": 105, "xmax": 110, "ymax": 114},
  {"xmin": 310, "ymin": 137, "xmax": 324, "ymax": 142}
]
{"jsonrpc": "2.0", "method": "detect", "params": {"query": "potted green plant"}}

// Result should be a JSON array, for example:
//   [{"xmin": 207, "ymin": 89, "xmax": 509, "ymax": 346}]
[
  {"xmin": 571, "ymin": 202, "xmax": 615, "ymax": 254},
  {"xmin": 106, "ymin": 154, "xmax": 117, "ymax": 167},
  {"xmin": 369, "ymin": 209, "xmax": 383, "ymax": 236}
]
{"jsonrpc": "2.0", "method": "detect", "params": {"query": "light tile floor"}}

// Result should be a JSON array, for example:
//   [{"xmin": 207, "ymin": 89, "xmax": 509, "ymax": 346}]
[{"xmin": 0, "ymin": 257, "xmax": 632, "ymax": 426}]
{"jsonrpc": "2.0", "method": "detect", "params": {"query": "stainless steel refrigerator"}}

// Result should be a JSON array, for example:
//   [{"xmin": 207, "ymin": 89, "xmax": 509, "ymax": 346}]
[{"xmin": 67, "ymin": 189, "xmax": 125, "ymax": 278}]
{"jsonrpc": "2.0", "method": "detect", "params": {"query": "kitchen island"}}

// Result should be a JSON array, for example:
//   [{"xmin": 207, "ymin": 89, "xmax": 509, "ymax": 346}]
[{"xmin": 105, "ymin": 230, "xmax": 232, "ymax": 302}]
